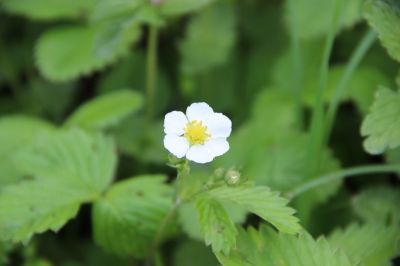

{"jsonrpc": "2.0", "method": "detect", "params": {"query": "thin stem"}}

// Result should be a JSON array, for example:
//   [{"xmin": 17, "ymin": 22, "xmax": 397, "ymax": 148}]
[
  {"xmin": 306, "ymin": 0, "xmax": 344, "ymax": 177},
  {"xmin": 146, "ymin": 25, "xmax": 159, "ymax": 124},
  {"xmin": 324, "ymin": 30, "xmax": 377, "ymax": 141},
  {"xmin": 287, "ymin": 164, "xmax": 400, "ymax": 199}
]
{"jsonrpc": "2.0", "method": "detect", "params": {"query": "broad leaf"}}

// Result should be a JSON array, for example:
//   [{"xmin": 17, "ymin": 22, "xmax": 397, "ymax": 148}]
[
  {"xmin": 364, "ymin": 0, "xmax": 400, "ymax": 62},
  {"xmin": 1, "ymin": 0, "xmax": 94, "ymax": 20},
  {"xmin": 92, "ymin": 175, "xmax": 175, "ymax": 258},
  {"xmin": 160, "ymin": 0, "xmax": 214, "ymax": 16},
  {"xmin": 328, "ymin": 223, "xmax": 400, "ymax": 266},
  {"xmin": 195, "ymin": 196, "xmax": 237, "ymax": 254},
  {"xmin": 0, "ymin": 129, "xmax": 116, "ymax": 242},
  {"xmin": 217, "ymin": 225, "xmax": 352, "ymax": 266},
  {"xmin": 36, "ymin": 22, "xmax": 141, "ymax": 81},
  {"xmin": 179, "ymin": 2, "xmax": 236, "ymax": 74},
  {"xmin": 352, "ymin": 186, "xmax": 400, "ymax": 224},
  {"xmin": 0, "ymin": 116, "xmax": 54, "ymax": 187},
  {"xmin": 206, "ymin": 184, "xmax": 301, "ymax": 234},
  {"xmin": 65, "ymin": 90, "xmax": 142, "ymax": 129},
  {"xmin": 361, "ymin": 88, "xmax": 400, "ymax": 154}
]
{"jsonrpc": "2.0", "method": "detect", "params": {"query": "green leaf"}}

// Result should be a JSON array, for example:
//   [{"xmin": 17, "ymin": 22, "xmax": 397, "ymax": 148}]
[
  {"xmin": 0, "ymin": 116, "xmax": 55, "ymax": 188},
  {"xmin": 206, "ymin": 184, "xmax": 301, "ymax": 234},
  {"xmin": 361, "ymin": 87, "xmax": 400, "ymax": 154},
  {"xmin": 328, "ymin": 223, "xmax": 400, "ymax": 266},
  {"xmin": 217, "ymin": 225, "xmax": 352, "ymax": 266},
  {"xmin": 0, "ymin": 129, "xmax": 116, "ymax": 242},
  {"xmin": 92, "ymin": 175, "xmax": 175, "ymax": 258},
  {"xmin": 65, "ymin": 90, "xmax": 142, "ymax": 129},
  {"xmin": 285, "ymin": 0, "xmax": 363, "ymax": 40},
  {"xmin": 160, "ymin": 0, "xmax": 214, "ymax": 16},
  {"xmin": 195, "ymin": 196, "xmax": 237, "ymax": 254},
  {"xmin": 173, "ymin": 239, "xmax": 219, "ymax": 266},
  {"xmin": 36, "ymin": 23, "xmax": 141, "ymax": 81},
  {"xmin": 90, "ymin": 0, "xmax": 144, "ymax": 22},
  {"xmin": 179, "ymin": 2, "xmax": 236, "ymax": 74},
  {"xmin": 1, "ymin": 0, "xmax": 94, "ymax": 20},
  {"xmin": 364, "ymin": 0, "xmax": 400, "ymax": 62},
  {"xmin": 352, "ymin": 186, "xmax": 400, "ymax": 224}
]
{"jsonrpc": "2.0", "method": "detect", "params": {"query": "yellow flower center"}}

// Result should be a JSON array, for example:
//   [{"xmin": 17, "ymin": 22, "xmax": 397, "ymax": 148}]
[{"xmin": 184, "ymin": 120, "xmax": 210, "ymax": 145}]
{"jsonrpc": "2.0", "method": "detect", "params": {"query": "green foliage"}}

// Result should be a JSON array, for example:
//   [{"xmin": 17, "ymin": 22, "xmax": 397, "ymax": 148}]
[
  {"xmin": 217, "ymin": 225, "xmax": 353, "ymax": 266},
  {"xmin": 90, "ymin": 0, "xmax": 143, "ymax": 22},
  {"xmin": 0, "ymin": 116, "xmax": 55, "ymax": 187},
  {"xmin": 361, "ymin": 87, "xmax": 400, "ymax": 154},
  {"xmin": 173, "ymin": 240, "xmax": 218, "ymax": 266},
  {"xmin": 364, "ymin": 0, "xmax": 400, "ymax": 62},
  {"xmin": 1, "ymin": 0, "xmax": 94, "ymax": 20},
  {"xmin": 179, "ymin": 1, "xmax": 236, "ymax": 74},
  {"xmin": 36, "ymin": 24, "xmax": 141, "ymax": 81},
  {"xmin": 159, "ymin": 0, "xmax": 214, "ymax": 16},
  {"xmin": 205, "ymin": 184, "xmax": 301, "ymax": 234},
  {"xmin": 0, "ymin": 129, "xmax": 116, "ymax": 242},
  {"xmin": 92, "ymin": 175, "xmax": 175, "ymax": 258},
  {"xmin": 285, "ymin": 0, "xmax": 363, "ymax": 40},
  {"xmin": 195, "ymin": 196, "xmax": 237, "ymax": 254},
  {"xmin": 65, "ymin": 90, "xmax": 142, "ymax": 129},
  {"xmin": 352, "ymin": 186, "xmax": 400, "ymax": 223},
  {"xmin": 328, "ymin": 223, "xmax": 400, "ymax": 266}
]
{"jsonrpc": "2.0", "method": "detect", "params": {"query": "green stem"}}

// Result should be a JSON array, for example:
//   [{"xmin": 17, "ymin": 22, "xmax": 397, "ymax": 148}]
[
  {"xmin": 306, "ymin": 0, "xmax": 344, "ymax": 177},
  {"xmin": 287, "ymin": 164, "xmax": 400, "ymax": 199},
  {"xmin": 146, "ymin": 25, "xmax": 159, "ymax": 124},
  {"xmin": 324, "ymin": 30, "xmax": 376, "ymax": 141}
]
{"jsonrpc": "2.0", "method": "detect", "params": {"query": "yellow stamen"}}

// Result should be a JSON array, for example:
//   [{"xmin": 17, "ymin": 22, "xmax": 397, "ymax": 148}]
[{"xmin": 184, "ymin": 120, "xmax": 210, "ymax": 145}]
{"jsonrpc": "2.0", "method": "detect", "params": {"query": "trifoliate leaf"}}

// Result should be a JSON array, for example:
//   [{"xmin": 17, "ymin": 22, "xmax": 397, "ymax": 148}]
[
  {"xmin": 195, "ymin": 196, "xmax": 237, "ymax": 254},
  {"xmin": 364, "ymin": 0, "xmax": 400, "ymax": 62},
  {"xmin": 352, "ymin": 186, "xmax": 400, "ymax": 224},
  {"xmin": 217, "ymin": 225, "xmax": 353, "ymax": 266},
  {"xmin": 179, "ymin": 2, "xmax": 236, "ymax": 74},
  {"xmin": 1, "ymin": 0, "xmax": 94, "ymax": 20},
  {"xmin": 160, "ymin": 0, "xmax": 214, "ymax": 16},
  {"xmin": 0, "ymin": 129, "xmax": 116, "ymax": 242},
  {"xmin": 36, "ymin": 22, "xmax": 141, "ymax": 81},
  {"xmin": 206, "ymin": 184, "xmax": 301, "ymax": 234},
  {"xmin": 92, "ymin": 175, "xmax": 175, "ymax": 258},
  {"xmin": 285, "ymin": 0, "xmax": 363, "ymax": 40},
  {"xmin": 65, "ymin": 90, "xmax": 142, "ymax": 129},
  {"xmin": 328, "ymin": 223, "xmax": 400, "ymax": 266},
  {"xmin": 361, "ymin": 87, "xmax": 400, "ymax": 154},
  {"xmin": 0, "ymin": 115, "xmax": 54, "ymax": 188}
]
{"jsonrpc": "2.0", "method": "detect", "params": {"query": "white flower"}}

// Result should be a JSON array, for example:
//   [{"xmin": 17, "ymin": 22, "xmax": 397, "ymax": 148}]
[{"xmin": 163, "ymin": 102, "xmax": 232, "ymax": 163}]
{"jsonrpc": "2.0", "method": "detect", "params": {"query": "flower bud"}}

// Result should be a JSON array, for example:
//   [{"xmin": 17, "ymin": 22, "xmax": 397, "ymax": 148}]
[{"xmin": 225, "ymin": 169, "xmax": 240, "ymax": 185}]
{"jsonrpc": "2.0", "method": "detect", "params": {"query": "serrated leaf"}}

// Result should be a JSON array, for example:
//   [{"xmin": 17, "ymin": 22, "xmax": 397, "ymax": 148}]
[
  {"xmin": 160, "ymin": 0, "xmax": 214, "ymax": 16},
  {"xmin": 0, "ymin": 116, "xmax": 55, "ymax": 188},
  {"xmin": 36, "ymin": 22, "xmax": 141, "ymax": 81},
  {"xmin": 1, "ymin": 0, "xmax": 94, "ymax": 20},
  {"xmin": 361, "ymin": 88, "xmax": 400, "ymax": 154},
  {"xmin": 217, "ymin": 225, "xmax": 353, "ymax": 266},
  {"xmin": 328, "ymin": 223, "xmax": 400, "ymax": 266},
  {"xmin": 364, "ymin": 0, "xmax": 400, "ymax": 62},
  {"xmin": 179, "ymin": 2, "xmax": 236, "ymax": 74},
  {"xmin": 206, "ymin": 184, "xmax": 301, "ymax": 234},
  {"xmin": 0, "ymin": 129, "xmax": 116, "ymax": 242},
  {"xmin": 92, "ymin": 175, "xmax": 175, "ymax": 258},
  {"xmin": 352, "ymin": 186, "xmax": 400, "ymax": 224},
  {"xmin": 65, "ymin": 90, "xmax": 142, "ymax": 129},
  {"xmin": 285, "ymin": 0, "xmax": 363, "ymax": 40},
  {"xmin": 195, "ymin": 196, "xmax": 237, "ymax": 254}
]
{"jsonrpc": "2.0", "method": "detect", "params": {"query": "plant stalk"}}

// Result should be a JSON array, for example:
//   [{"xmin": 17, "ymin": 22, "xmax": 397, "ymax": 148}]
[{"xmin": 146, "ymin": 25, "xmax": 159, "ymax": 125}]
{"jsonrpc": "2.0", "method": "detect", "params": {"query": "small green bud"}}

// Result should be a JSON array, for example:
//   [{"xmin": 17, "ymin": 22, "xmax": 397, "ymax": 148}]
[
  {"xmin": 213, "ymin": 168, "xmax": 225, "ymax": 179},
  {"xmin": 225, "ymin": 169, "xmax": 240, "ymax": 185}
]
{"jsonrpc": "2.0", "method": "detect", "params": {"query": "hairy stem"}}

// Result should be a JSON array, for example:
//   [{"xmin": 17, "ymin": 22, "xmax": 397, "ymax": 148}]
[
  {"xmin": 324, "ymin": 30, "xmax": 377, "ymax": 141},
  {"xmin": 287, "ymin": 164, "xmax": 400, "ymax": 199},
  {"xmin": 146, "ymin": 25, "xmax": 159, "ymax": 125}
]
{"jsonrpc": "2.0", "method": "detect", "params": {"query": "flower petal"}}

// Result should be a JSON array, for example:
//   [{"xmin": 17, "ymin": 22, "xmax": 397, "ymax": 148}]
[
  {"xmin": 206, "ymin": 113, "xmax": 232, "ymax": 138},
  {"xmin": 164, "ymin": 111, "xmax": 188, "ymax": 135},
  {"xmin": 185, "ymin": 145, "xmax": 214, "ymax": 163},
  {"xmin": 186, "ymin": 102, "xmax": 214, "ymax": 122},
  {"xmin": 204, "ymin": 138, "xmax": 229, "ymax": 157},
  {"xmin": 164, "ymin": 135, "xmax": 189, "ymax": 158}
]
